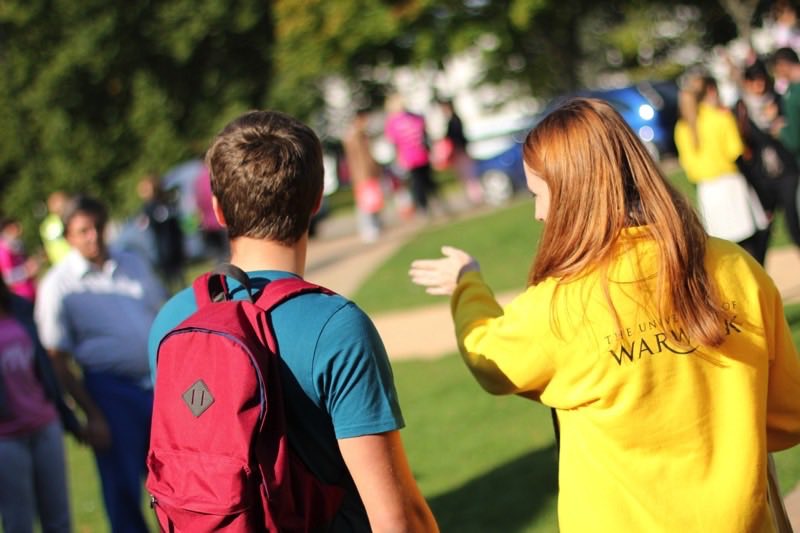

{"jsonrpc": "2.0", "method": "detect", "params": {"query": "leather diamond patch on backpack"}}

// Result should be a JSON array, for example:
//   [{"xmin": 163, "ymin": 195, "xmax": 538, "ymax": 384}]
[{"xmin": 182, "ymin": 380, "xmax": 215, "ymax": 417}]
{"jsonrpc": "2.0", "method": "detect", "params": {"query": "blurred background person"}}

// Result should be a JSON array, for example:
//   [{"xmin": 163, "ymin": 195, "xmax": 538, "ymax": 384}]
[
  {"xmin": 0, "ymin": 217, "xmax": 40, "ymax": 302},
  {"xmin": 734, "ymin": 59, "xmax": 800, "ymax": 250},
  {"xmin": 137, "ymin": 174, "xmax": 186, "ymax": 292},
  {"xmin": 38, "ymin": 191, "xmax": 71, "ymax": 267},
  {"xmin": 770, "ymin": 0, "xmax": 800, "ymax": 56},
  {"xmin": 437, "ymin": 98, "xmax": 484, "ymax": 205},
  {"xmin": 675, "ymin": 73, "xmax": 770, "ymax": 264},
  {"xmin": 343, "ymin": 108, "xmax": 384, "ymax": 242},
  {"xmin": 0, "ymin": 274, "xmax": 79, "ymax": 533},
  {"xmin": 35, "ymin": 195, "xmax": 165, "ymax": 533},
  {"xmin": 384, "ymin": 93, "xmax": 444, "ymax": 218}
]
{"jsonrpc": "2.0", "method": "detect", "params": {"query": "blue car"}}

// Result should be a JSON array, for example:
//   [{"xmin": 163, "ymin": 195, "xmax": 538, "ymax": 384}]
[
  {"xmin": 475, "ymin": 81, "xmax": 678, "ymax": 204},
  {"xmin": 473, "ymin": 126, "xmax": 530, "ymax": 205},
  {"xmin": 576, "ymin": 80, "xmax": 678, "ymax": 160}
]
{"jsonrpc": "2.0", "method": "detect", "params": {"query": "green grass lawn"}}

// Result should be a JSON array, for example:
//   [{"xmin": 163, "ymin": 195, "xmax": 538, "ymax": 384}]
[{"xmin": 352, "ymin": 197, "xmax": 543, "ymax": 314}]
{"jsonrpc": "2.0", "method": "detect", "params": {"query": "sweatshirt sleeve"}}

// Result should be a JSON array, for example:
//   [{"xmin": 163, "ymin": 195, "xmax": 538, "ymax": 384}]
[
  {"xmin": 765, "ymin": 285, "xmax": 800, "ymax": 452},
  {"xmin": 721, "ymin": 109, "xmax": 745, "ymax": 163},
  {"xmin": 450, "ymin": 271, "xmax": 556, "ymax": 396},
  {"xmin": 674, "ymin": 122, "xmax": 701, "ymax": 183}
]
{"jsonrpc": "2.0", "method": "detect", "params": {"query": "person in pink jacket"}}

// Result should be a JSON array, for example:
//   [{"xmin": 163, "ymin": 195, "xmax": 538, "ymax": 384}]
[
  {"xmin": 384, "ymin": 94, "xmax": 442, "ymax": 216},
  {"xmin": 0, "ymin": 217, "xmax": 39, "ymax": 301}
]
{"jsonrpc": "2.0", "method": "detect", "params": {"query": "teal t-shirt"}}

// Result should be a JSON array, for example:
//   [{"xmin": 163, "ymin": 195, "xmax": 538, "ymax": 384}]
[{"xmin": 148, "ymin": 270, "xmax": 404, "ymax": 531}]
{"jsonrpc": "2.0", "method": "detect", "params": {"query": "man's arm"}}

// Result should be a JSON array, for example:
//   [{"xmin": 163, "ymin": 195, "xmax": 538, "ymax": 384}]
[
  {"xmin": 339, "ymin": 431, "xmax": 438, "ymax": 533},
  {"xmin": 47, "ymin": 348, "xmax": 111, "ymax": 450}
]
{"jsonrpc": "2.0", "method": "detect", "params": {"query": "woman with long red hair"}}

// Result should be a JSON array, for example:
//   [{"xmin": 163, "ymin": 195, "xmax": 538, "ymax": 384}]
[{"xmin": 410, "ymin": 97, "xmax": 800, "ymax": 532}]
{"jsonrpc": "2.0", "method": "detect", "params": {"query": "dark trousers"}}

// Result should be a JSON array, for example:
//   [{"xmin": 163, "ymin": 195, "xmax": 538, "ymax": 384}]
[
  {"xmin": 408, "ymin": 164, "xmax": 438, "ymax": 212},
  {"xmin": 738, "ymin": 229, "xmax": 771, "ymax": 266},
  {"xmin": 754, "ymin": 173, "xmax": 800, "ymax": 247},
  {"xmin": 83, "ymin": 373, "xmax": 153, "ymax": 533}
]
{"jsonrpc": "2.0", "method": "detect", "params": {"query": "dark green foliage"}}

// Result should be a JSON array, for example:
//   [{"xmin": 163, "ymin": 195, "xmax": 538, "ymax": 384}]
[{"xmin": 0, "ymin": 0, "xmax": 274, "ymax": 239}]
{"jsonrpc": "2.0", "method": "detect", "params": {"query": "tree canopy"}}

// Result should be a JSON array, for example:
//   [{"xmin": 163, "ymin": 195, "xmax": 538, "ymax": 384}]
[
  {"xmin": 0, "ymin": 0, "xmax": 765, "ymax": 245},
  {"xmin": 0, "ymin": 0, "xmax": 273, "ymax": 232}
]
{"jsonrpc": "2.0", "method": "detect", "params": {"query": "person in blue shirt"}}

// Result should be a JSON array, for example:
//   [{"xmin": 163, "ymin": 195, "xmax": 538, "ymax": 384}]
[
  {"xmin": 148, "ymin": 110, "xmax": 438, "ymax": 532},
  {"xmin": 36, "ymin": 195, "xmax": 166, "ymax": 533}
]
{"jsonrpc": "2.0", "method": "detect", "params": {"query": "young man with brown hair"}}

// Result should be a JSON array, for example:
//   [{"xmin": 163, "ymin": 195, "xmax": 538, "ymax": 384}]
[{"xmin": 148, "ymin": 110, "xmax": 438, "ymax": 532}]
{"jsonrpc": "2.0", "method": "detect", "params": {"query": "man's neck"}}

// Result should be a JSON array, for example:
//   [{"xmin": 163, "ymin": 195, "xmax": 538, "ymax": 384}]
[
  {"xmin": 228, "ymin": 235, "xmax": 307, "ymax": 277},
  {"xmin": 86, "ymin": 250, "xmax": 109, "ymax": 269}
]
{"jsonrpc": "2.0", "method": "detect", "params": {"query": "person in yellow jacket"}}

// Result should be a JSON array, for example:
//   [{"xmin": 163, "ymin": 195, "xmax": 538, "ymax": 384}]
[
  {"xmin": 674, "ymin": 74, "xmax": 770, "ymax": 264},
  {"xmin": 39, "ymin": 191, "xmax": 71, "ymax": 266},
  {"xmin": 410, "ymin": 97, "xmax": 800, "ymax": 532}
]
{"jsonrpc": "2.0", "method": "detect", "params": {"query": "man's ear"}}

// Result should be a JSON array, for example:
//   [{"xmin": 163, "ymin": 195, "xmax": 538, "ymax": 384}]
[
  {"xmin": 211, "ymin": 196, "xmax": 227, "ymax": 228},
  {"xmin": 312, "ymin": 192, "xmax": 323, "ymax": 216}
]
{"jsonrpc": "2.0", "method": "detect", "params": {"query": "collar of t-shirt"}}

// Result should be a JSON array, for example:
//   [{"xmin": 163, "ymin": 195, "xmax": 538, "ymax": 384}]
[
  {"xmin": 223, "ymin": 270, "xmax": 302, "ymax": 300},
  {"xmin": 63, "ymin": 249, "xmax": 119, "ymax": 279}
]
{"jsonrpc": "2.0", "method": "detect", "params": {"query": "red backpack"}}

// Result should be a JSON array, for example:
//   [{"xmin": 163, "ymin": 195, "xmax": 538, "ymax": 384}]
[{"xmin": 146, "ymin": 266, "xmax": 344, "ymax": 532}]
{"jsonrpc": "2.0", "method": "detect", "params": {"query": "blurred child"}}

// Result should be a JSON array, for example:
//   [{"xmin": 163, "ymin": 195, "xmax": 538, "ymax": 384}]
[
  {"xmin": 0, "ymin": 275, "xmax": 79, "ymax": 532},
  {"xmin": 39, "ymin": 191, "xmax": 71, "ymax": 266},
  {"xmin": 0, "ymin": 217, "xmax": 39, "ymax": 301},
  {"xmin": 343, "ymin": 108, "xmax": 384, "ymax": 242}
]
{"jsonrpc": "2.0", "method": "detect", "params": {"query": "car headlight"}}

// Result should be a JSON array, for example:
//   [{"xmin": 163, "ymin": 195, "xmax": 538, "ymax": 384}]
[{"xmin": 638, "ymin": 104, "xmax": 655, "ymax": 121}]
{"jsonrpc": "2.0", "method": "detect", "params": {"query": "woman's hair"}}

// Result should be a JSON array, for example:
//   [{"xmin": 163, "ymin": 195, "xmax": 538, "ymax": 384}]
[
  {"xmin": 523, "ymin": 97, "xmax": 727, "ymax": 347},
  {"xmin": 678, "ymin": 74, "xmax": 716, "ymax": 149}
]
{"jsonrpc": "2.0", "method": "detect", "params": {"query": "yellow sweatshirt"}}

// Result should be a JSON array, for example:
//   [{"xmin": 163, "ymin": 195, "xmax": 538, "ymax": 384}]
[
  {"xmin": 451, "ymin": 227, "xmax": 800, "ymax": 532},
  {"xmin": 674, "ymin": 103, "xmax": 744, "ymax": 183}
]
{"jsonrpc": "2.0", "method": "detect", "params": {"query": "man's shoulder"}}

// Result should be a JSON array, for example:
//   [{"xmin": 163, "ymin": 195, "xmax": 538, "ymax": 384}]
[
  {"xmin": 111, "ymin": 249, "xmax": 151, "ymax": 271},
  {"xmin": 278, "ymin": 287, "xmax": 366, "ymax": 334},
  {"xmin": 786, "ymin": 82, "xmax": 800, "ymax": 101},
  {"xmin": 38, "ymin": 253, "xmax": 78, "ymax": 290},
  {"xmin": 151, "ymin": 281, "xmax": 362, "ymax": 336},
  {"xmin": 152, "ymin": 286, "xmax": 196, "ymax": 336}
]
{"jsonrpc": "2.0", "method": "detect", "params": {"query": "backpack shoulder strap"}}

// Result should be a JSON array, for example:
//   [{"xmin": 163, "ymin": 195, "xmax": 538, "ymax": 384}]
[
  {"xmin": 254, "ymin": 277, "xmax": 334, "ymax": 314},
  {"xmin": 192, "ymin": 264, "xmax": 255, "ymax": 307}
]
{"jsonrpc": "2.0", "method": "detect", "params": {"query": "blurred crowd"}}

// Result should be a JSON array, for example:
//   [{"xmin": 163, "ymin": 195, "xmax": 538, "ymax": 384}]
[{"xmin": 673, "ymin": 0, "xmax": 800, "ymax": 266}]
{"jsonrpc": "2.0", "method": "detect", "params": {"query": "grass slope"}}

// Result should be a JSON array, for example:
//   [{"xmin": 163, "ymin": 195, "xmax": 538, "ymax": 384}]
[{"xmin": 352, "ymin": 199, "xmax": 542, "ymax": 314}]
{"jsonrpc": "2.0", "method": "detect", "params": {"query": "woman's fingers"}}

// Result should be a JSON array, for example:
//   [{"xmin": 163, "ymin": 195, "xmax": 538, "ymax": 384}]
[
  {"xmin": 426, "ymin": 286, "xmax": 452, "ymax": 296},
  {"xmin": 409, "ymin": 246, "xmax": 478, "ymax": 295},
  {"xmin": 441, "ymin": 245, "xmax": 469, "ymax": 260},
  {"xmin": 409, "ymin": 258, "xmax": 445, "ymax": 271},
  {"xmin": 410, "ymin": 264, "xmax": 451, "ymax": 285}
]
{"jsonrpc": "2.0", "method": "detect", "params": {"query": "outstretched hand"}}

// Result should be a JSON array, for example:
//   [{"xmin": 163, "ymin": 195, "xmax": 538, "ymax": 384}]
[{"xmin": 409, "ymin": 246, "xmax": 479, "ymax": 296}]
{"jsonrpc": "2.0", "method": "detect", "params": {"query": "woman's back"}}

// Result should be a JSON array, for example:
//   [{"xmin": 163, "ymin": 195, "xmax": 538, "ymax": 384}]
[
  {"xmin": 674, "ymin": 103, "xmax": 743, "ymax": 183},
  {"xmin": 487, "ymin": 231, "xmax": 797, "ymax": 532}
]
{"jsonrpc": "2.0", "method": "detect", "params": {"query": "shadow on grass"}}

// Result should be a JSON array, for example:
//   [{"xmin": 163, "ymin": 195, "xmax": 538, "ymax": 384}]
[{"xmin": 428, "ymin": 444, "xmax": 559, "ymax": 532}]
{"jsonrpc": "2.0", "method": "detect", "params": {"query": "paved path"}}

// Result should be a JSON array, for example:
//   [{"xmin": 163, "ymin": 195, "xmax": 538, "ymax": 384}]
[{"xmin": 305, "ymin": 193, "xmax": 800, "ymax": 526}]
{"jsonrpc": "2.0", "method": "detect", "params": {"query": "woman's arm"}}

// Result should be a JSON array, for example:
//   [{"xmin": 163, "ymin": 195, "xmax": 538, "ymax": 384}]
[{"xmin": 410, "ymin": 247, "xmax": 554, "ymax": 396}]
